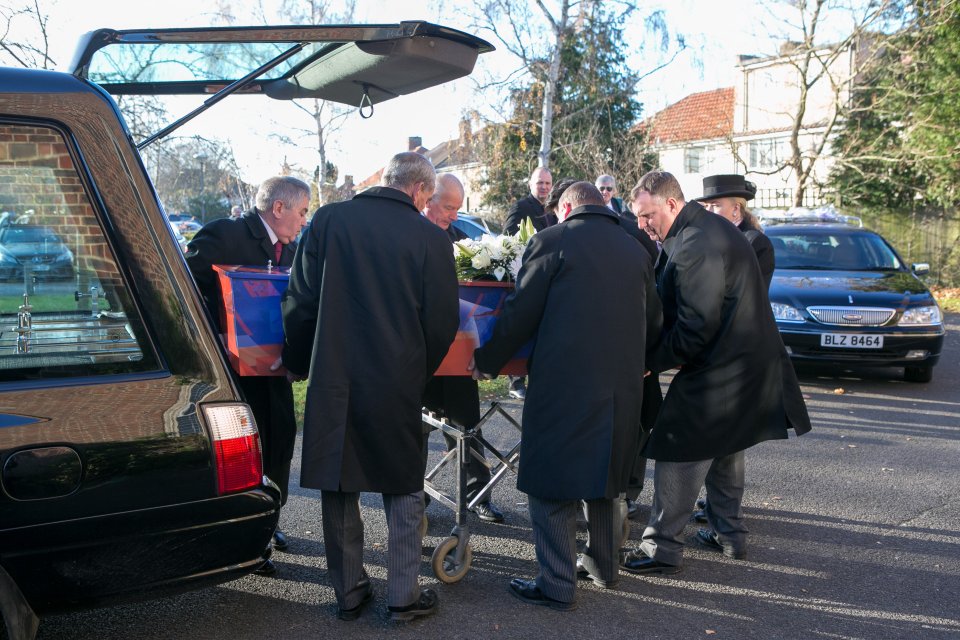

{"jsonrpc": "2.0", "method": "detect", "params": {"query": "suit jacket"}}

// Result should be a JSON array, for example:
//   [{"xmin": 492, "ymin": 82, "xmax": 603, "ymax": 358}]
[
  {"xmin": 645, "ymin": 202, "xmax": 810, "ymax": 462},
  {"xmin": 504, "ymin": 194, "xmax": 557, "ymax": 235},
  {"xmin": 282, "ymin": 187, "xmax": 459, "ymax": 494},
  {"xmin": 475, "ymin": 205, "xmax": 663, "ymax": 500},
  {"xmin": 447, "ymin": 224, "xmax": 469, "ymax": 243},
  {"xmin": 187, "ymin": 211, "xmax": 296, "ymax": 332}
]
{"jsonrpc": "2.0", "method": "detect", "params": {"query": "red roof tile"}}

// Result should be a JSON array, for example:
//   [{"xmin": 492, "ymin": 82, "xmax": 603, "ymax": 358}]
[{"xmin": 645, "ymin": 87, "xmax": 734, "ymax": 145}]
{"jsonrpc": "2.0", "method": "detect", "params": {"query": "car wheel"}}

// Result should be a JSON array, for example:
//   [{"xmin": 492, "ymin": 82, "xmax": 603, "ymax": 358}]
[{"xmin": 904, "ymin": 365, "xmax": 933, "ymax": 383}]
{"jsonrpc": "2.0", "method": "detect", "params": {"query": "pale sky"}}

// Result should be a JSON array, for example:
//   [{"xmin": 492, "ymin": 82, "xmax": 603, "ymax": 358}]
[{"xmin": 22, "ymin": 0, "xmax": 828, "ymax": 185}]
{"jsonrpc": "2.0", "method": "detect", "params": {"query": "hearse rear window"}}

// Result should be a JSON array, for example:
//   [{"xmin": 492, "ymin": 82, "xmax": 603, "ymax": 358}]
[{"xmin": 0, "ymin": 122, "xmax": 158, "ymax": 380}]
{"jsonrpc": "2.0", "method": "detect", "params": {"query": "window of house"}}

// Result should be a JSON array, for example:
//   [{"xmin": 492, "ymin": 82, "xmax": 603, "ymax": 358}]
[
  {"xmin": 684, "ymin": 147, "xmax": 703, "ymax": 174},
  {"xmin": 749, "ymin": 139, "xmax": 786, "ymax": 170},
  {"xmin": 0, "ymin": 122, "xmax": 158, "ymax": 380}
]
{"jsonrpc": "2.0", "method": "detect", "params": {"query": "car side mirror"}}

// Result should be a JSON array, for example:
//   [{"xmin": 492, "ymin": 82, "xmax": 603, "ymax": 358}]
[{"xmin": 912, "ymin": 262, "xmax": 930, "ymax": 275}]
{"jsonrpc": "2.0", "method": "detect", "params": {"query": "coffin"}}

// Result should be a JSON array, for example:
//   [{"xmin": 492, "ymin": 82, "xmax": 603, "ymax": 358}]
[
  {"xmin": 434, "ymin": 280, "xmax": 532, "ymax": 376},
  {"xmin": 213, "ymin": 265, "xmax": 289, "ymax": 377}
]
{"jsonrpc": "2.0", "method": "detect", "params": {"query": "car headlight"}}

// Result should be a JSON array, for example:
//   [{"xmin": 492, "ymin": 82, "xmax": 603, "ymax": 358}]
[
  {"xmin": 771, "ymin": 302, "xmax": 805, "ymax": 323},
  {"xmin": 898, "ymin": 305, "xmax": 942, "ymax": 326}
]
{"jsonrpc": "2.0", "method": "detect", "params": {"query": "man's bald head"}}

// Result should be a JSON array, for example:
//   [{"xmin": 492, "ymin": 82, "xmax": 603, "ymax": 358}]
[{"xmin": 423, "ymin": 173, "xmax": 464, "ymax": 230}]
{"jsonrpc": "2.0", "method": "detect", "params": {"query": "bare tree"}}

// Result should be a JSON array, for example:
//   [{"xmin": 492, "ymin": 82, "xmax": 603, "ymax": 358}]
[
  {"xmin": 215, "ymin": 0, "xmax": 356, "ymax": 205},
  {"xmin": 0, "ymin": 0, "xmax": 55, "ymax": 69},
  {"xmin": 741, "ymin": 0, "xmax": 911, "ymax": 206}
]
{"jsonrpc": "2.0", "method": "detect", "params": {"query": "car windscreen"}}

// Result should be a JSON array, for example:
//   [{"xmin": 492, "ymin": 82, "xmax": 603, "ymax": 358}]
[
  {"xmin": 0, "ymin": 226, "xmax": 61, "ymax": 244},
  {"xmin": 768, "ymin": 229, "xmax": 903, "ymax": 271}
]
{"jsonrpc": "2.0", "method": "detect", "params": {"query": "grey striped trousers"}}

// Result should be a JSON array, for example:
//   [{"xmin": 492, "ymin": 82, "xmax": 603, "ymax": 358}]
[
  {"xmin": 528, "ymin": 496, "xmax": 618, "ymax": 603},
  {"xmin": 321, "ymin": 490, "xmax": 424, "ymax": 609}
]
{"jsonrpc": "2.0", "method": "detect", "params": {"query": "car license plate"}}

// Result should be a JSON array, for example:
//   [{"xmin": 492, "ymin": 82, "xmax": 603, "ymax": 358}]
[{"xmin": 820, "ymin": 333, "xmax": 883, "ymax": 348}]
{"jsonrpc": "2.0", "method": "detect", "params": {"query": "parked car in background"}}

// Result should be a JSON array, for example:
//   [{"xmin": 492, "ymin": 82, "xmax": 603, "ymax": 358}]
[
  {"xmin": 178, "ymin": 219, "xmax": 204, "ymax": 234},
  {"xmin": 0, "ymin": 20, "xmax": 491, "ymax": 639},
  {"xmin": 168, "ymin": 221, "xmax": 190, "ymax": 253},
  {"xmin": 762, "ymin": 208, "xmax": 945, "ymax": 382},
  {"xmin": 0, "ymin": 224, "xmax": 75, "ymax": 281},
  {"xmin": 452, "ymin": 214, "xmax": 502, "ymax": 240}
]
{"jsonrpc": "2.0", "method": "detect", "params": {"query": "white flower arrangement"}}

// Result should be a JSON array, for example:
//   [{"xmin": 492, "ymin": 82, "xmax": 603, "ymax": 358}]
[{"xmin": 453, "ymin": 218, "xmax": 536, "ymax": 282}]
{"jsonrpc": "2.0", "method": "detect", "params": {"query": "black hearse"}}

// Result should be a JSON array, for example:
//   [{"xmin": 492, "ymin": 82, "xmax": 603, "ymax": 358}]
[{"xmin": 0, "ymin": 23, "xmax": 491, "ymax": 639}]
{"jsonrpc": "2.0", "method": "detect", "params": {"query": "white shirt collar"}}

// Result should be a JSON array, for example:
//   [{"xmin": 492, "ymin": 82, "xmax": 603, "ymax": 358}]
[{"xmin": 257, "ymin": 211, "xmax": 279, "ymax": 245}]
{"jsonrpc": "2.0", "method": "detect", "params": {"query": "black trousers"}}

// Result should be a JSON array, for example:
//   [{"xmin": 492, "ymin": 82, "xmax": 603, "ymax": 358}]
[
  {"xmin": 422, "ymin": 376, "xmax": 491, "ymax": 500},
  {"xmin": 238, "ymin": 375, "xmax": 297, "ymax": 506}
]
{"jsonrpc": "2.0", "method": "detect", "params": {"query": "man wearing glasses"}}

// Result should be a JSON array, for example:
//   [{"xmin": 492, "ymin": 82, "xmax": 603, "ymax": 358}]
[{"xmin": 595, "ymin": 175, "xmax": 631, "ymax": 220}]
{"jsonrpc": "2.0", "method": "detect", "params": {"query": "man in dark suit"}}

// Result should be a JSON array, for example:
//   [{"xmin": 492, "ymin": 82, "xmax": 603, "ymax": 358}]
[
  {"xmin": 504, "ymin": 166, "xmax": 555, "ymax": 235},
  {"xmin": 503, "ymin": 167, "xmax": 555, "ymax": 400},
  {"xmin": 282, "ymin": 152, "xmax": 459, "ymax": 622},
  {"xmin": 621, "ymin": 171, "xmax": 811, "ymax": 575},
  {"xmin": 186, "ymin": 175, "xmax": 310, "ymax": 575},
  {"xmin": 421, "ymin": 174, "xmax": 504, "ymax": 523},
  {"xmin": 473, "ymin": 182, "xmax": 662, "ymax": 610}
]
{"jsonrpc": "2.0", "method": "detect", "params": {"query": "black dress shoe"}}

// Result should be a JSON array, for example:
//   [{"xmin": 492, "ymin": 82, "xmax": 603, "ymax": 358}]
[
  {"xmin": 508, "ymin": 578, "xmax": 576, "ymax": 611},
  {"xmin": 253, "ymin": 559, "xmax": 277, "ymax": 576},
  {"xmin": 337, "ymin": 587, "xmax": 374, "ymax": 621},
  {"xmin": 388, "ymin": 588, "xmax": 439, "ymax": 622},
  {"xmin": 620, "ymin": 550, "xmax": 681, "ymax": 575},
  {"xmin": 575, "ymin": 556, "xmax": 618, "ymax": 589},
  {"xmin": 692, "ymin": 528, "xmax": 747, "ymax": 560},
  {"xmin": 470, "ymin": 501, "xmax": 505, "ymax": 523},
  {"xmin": 695, "ymin": 497, "xmax": 707, "ymax": 509},
  {"xmin": 272, "ymin": 529, "xmax": 289, "ymax": 552},
  {"xmin": 692, "ymin": 509, "xmax": 708, "ymax": 523}
]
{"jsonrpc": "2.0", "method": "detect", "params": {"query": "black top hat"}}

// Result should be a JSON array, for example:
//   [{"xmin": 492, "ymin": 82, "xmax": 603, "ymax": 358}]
[{"xmin": 696, "ymin": 174, "xmax": 757, "ymax": 201}]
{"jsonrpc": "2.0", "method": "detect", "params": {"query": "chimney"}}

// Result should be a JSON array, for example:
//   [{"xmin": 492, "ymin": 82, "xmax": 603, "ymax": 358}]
[{"xmin": 408, "ymin": 136, "xmax": 422, "ymax": 151}]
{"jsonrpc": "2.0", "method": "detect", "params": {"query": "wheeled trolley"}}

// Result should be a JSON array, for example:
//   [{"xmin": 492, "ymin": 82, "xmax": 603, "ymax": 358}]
[{"xmin": 421, "ymin": 401, "xmax": 521, "ymax": 583}]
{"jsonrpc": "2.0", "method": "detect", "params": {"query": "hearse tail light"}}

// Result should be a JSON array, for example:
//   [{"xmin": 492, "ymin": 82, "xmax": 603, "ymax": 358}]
[
  {"xmin": 771, "ymin": 302, "xmax": 805, "ymax": 323},
  {"xmin": 201, "ymin": 403, "xmax": 263, "ymax": 495},
  {"xmin": 898, "ymin": 305, "xmax": 942, "ymax": 326}
]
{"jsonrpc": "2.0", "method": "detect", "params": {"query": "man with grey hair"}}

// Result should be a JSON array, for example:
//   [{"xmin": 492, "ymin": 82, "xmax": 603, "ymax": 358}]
[
  {"xmin": 595, "ymin": 174, "xmax": 630, "ymax": 219},
  {"xmin": 187, "ymin": 174, "xmax": 311, "ymax": 574},
  {"xmin": 282, "ymin": 151, "xmax": 458, "ymax": 622},
  {"xmin": 423, "ymin": 173, "xmax": 468, "ymax": 241},
  {"xmin": 621, "ymin": 170, "xmax": 809, "ymax": 575}
]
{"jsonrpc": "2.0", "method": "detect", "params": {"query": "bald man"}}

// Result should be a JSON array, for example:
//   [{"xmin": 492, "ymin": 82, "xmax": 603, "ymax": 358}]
[{"xmin": 421, "ymin": 174, "xmax": 505, "ymax": 523}]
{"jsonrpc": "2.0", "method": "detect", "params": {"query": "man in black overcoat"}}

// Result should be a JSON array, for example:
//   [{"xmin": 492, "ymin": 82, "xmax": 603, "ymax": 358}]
[
  {"xmin": 421, "ymin": 174, "xmax": 505, "ymax": 523},
  {"xmin": 621, "ymin": 171, "xmax": 811, "ymax": 575},
  {"xmin": 473, "ymin": 182, "xmax": 662, "ymax": 610},
  {"xmin": 281, "ymin": 152, "xmax": 459, "ymax": 622},
  {"xmin": 186, "ymin": 175, "xmax": 310, "ymax": 574},
  {"xmin": 546, "ymin": 178, "xmax": 663, "ymax": 522}
]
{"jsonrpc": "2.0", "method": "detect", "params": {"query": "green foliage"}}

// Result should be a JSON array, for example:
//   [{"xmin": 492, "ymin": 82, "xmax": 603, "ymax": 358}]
[
  {"xmin": 830, "ymin": 1, "xmax": 960, "ymax": 209},
  {"xmin": 478, "ymin": 8, "xmax": 654, "ymax": 213}
]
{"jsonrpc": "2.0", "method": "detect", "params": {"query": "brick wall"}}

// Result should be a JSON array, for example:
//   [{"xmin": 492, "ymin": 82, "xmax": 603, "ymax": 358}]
[{"xmin": 0, "ymin": 124, "xmax": 118, "ymax": 295}]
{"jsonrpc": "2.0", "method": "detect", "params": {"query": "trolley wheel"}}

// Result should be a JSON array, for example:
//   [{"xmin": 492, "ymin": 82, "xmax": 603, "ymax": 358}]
[
  {"xmin": 420, "ymin": 514, "xmax": 429, "ymax": 540},
  {"xmin": 431, "ymin": 536, "xmax": 472, "ymax": 583}
]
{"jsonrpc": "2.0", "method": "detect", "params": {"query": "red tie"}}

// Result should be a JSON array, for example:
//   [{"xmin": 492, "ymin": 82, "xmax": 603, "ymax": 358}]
[{"xmin": 274, "ymin": 241, "xmax": 282, "ymax": 264}]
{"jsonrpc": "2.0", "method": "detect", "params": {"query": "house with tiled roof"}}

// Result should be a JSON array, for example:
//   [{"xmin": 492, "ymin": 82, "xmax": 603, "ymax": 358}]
[{"xmin": 646, "ymin": 43, "xmax": 856, "ymax": 207}]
